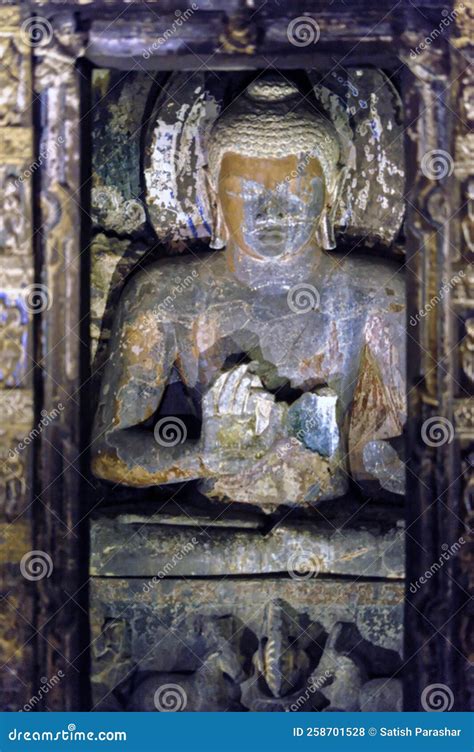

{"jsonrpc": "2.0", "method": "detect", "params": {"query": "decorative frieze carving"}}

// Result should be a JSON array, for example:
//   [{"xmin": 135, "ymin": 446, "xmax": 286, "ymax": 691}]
[
  {"xmin": 0, "ymin": 3, "xmax": 34, "ymax": 712},
  {"xmin": 0, "ymin": 390, "xmax": 33, "ymax": 519},
  {"xmin": 461, "ymin": 318, "xmax": 474, "ymax": 387},
  {"xmin": 455, "ymin": 134, "xmax": 474, "ymax": 180},
  {"xmin": 91, "ymin": 578, "xmax": 403, "ymax": 712},
  {"xmin": 454, "ymin": 398, "xmax": 474, "ymax": 441},
  {"xmin": 31, "ymin": 13, "xmax": 86, "ymax": 709},
  {"xmin": 0, "ymin": 9, "xmax": 31, "ymax": 128},
  {"xmin": 0, "ymin": 290, "xmax": 29, "ymax": 388},
  {"xmin": 452, "ymin": 6, "xmax": 474, "ymax": 711}
]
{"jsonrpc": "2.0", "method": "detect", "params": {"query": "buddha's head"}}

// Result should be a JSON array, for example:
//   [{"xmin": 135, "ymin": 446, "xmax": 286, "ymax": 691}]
[{"xmin": 207, "ymin": 76, "xmax": 344, "ymax": 261}]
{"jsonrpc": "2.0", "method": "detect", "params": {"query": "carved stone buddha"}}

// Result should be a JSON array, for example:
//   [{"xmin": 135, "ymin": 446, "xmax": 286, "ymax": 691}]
[{"xmin": 91, "ymin": 77, "xmax": 406, "ymax": 510}]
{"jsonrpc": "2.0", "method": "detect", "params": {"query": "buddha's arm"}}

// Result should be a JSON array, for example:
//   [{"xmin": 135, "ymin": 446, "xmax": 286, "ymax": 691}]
[
  {"xmin": 347, "ymin": 316, "xmax": 406, "ymax": 490},
  {"xmin": 91, "ymin": 287, "xmax": 204, "ymax": 486}
]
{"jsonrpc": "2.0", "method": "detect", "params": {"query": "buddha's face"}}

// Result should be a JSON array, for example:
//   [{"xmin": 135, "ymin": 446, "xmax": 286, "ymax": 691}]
[{"xmin": 217, "ymin": 153, "xmax": 325, "ymax": 260}]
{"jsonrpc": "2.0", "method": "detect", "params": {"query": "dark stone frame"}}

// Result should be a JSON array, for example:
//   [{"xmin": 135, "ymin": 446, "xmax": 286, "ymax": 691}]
[{"xmin": 20, "ymin": 0, "xmax": 472, "ymax": 710}]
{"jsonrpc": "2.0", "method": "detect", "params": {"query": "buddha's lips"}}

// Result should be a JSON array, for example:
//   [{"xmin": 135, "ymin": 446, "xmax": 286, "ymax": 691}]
[{"xmin": 254, "ymin": 228, "xmax": 286, "ymax": 242}]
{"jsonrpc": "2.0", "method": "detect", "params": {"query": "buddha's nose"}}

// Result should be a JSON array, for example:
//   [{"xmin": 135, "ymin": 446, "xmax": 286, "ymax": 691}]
[{"xmin": 256, "ymin": 198, "xmax": 285, "ymax": 224}]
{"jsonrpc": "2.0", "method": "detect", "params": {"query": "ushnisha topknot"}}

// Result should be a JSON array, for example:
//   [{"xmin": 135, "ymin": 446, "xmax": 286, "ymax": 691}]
[{"xmin": 207, "ymin": 76, "xmax": 341, "ymax": 195}]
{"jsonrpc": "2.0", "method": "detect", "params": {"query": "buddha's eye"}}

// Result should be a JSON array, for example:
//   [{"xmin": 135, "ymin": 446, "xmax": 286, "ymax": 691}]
[{"xmin": 241, "ymin": 179, "xmax": 268, "ymax": 200}]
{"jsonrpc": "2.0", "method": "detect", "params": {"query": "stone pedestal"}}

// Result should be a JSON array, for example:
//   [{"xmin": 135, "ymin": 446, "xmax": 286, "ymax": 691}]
[{"xmin": 90, "ymin": 507, "xmax": 404, "ymax": 712}]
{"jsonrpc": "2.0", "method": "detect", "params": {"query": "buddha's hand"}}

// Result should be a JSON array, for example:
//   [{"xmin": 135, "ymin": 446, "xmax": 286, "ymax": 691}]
[{"xmin": 201, "ymin": 363, "xmax": 287, "ymax": 473}]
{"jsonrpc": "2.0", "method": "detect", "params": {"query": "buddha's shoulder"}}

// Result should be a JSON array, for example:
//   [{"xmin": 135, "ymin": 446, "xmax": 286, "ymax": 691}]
[
  {"xmin": 323, "ymin": 253, "xmax": 405, "ymax": 297},
  {"xmin": 121, "ymin": 251, "xmax": 224, "ymax": 299}
]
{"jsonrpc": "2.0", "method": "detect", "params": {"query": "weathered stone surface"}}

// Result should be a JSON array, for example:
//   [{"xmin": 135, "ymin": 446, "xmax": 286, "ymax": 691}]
[
  {"xmin": 90, "ymin": 578, "xmax": 403, "ymax": 711},
  {"xmin": 88, "ymin": 69, "xmax": 407, "ymax": 713},
  {"xmin": 90, "ymin": 515, "xmax": 404, "ymax": 579},
  {"xmin": 91, "ymin": 249, "xmax": 405, "ymax": 509},
  {"xmin": 359, "ymin": 677, "xmax": 403, "ymax": 711},
  {"xmin": 91, "ymin": 70, "xmax": 153, "ymax": 234},
  {"xmin": 0, "ymin": 522, "xmax": 34, "ymax": 710},
  {"xmin": 317, "ymin": 622, "xmax": 402, "ymax": 711},
  {"xmin": 91, "ymin": 74, "xmax": 405, "ymax": 511},
  {"xmin": 144, "ymin": 71, "xmax": 221, "ymax": 247},
  {"xmin": 0, "ymin": 390, "xmax": 32, "ymax": 520},
  {"xmin": 288, "ymin": 388, "xmax": 340, "ymax": 457},
  {"xmin": 0, "ymin": 290, "xmax": 30, "ymax": 388},
  {"xmin": 90, "ymin": 233, "xmax": 149, "ymax": 365},
  {"xmin": 141, "ymin": 69, "xmax": 405, "ymax": 247},
  {"xmin": 0, "ymin": 9, "xmax": 34, "ymax": 711},
  {"xmin": 363, "ymin": 439, "xmax": 406, "ymax": 495},
  {"xmin": 312, "ymin": 68, "xmax": 405, "ymax": 247}
]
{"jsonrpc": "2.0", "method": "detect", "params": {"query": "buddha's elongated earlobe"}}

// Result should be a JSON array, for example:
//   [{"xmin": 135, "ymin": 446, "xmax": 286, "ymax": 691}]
[
  {"xmin": 316, "ymin": 206, "xmax": 336, "ymax": 250},
  {"xmin": 210, "ymin": 200, "xmax": 228, "ymax": 250},
  {"xmin": 204, "ymin": 166, "xmax": 228, "ymax": 250},
  {"xmin": 315, "ymin": 166, "xmax": 348, "ymax": 250}
]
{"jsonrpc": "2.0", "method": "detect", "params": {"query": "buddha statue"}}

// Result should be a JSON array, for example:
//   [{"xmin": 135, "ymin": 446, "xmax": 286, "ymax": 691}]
[{"xmin": 91, "ymin": 76, "xmax": 406, "ymax": 511}]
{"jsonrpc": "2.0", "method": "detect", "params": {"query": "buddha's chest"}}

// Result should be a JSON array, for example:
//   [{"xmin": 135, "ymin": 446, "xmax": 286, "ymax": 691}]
[{"xmin": 180, "ymin": 296, "xmax": 367, "ymax": 393}]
